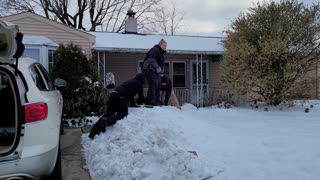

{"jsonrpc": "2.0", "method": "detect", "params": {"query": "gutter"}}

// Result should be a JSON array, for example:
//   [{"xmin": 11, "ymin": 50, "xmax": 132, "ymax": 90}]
[{"xmin": 93, "ymin": 47, "xmax": 224, "ymax": 55}]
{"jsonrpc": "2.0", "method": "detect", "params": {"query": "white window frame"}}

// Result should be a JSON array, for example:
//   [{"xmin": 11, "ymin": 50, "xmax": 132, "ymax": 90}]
[
  {"xmin": 23, "ymin": 46, "xmax": 41, "ymax": 62},
  {"xmin": 137, "ymin": 60, "xmax": 171, "ymax": 75},
  {"xmin": 171, "ymin": 61, "xmax": 186, "ymax": 88},
  {"xmin": 48, "ymin": 48, "xmax": 56, "ymax": 73},
  {"xmin": 137, "ymin": 60, "xmax": 144, "ymax": 73},
  {"xmin": 190, "ymin": 59, "xmax": 209, "ymax": 86},
  {"xmin": 137, "ymin": 60, "xmax": 186, "ymax": 88}
]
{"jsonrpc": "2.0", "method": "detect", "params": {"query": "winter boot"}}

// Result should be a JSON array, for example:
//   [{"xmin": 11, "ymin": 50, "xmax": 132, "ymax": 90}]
[
  {"xmin": 146, "ymin": 100, "xmax": 159, "ymax": 106},
  {"xmin": 88, "ymin": 118, "xmax": 106, "ymax": 139}
]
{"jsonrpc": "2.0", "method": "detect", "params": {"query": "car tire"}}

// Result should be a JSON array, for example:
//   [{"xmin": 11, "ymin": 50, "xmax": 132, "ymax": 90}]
[{"xmin": 43, "ymin": 144, "xmax": 62, "ymax": 180}]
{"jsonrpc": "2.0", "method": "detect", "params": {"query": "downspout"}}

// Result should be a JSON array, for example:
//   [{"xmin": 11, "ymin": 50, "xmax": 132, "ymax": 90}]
[
  {"xmin": 104, "ymin": 52, "xmax": 106, "ymax": 88},
  {"xmin": 200, "ymin": 54, "xmax": 203, "ymax": 107},
  {"xmin": 97, "ymin": 51, "xmax": 100, "ymax": 81},
  {"xmin": 317, "ymin": 61, "xmax": 319, "ymax": 99},
  {"xmin": 196, "ymin": 54, "xmax": 199, "ymax": 107}
]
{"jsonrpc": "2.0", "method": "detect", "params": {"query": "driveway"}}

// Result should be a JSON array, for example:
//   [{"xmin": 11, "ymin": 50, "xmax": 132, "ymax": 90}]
[{"xmin": 61, "ymin": 127, "xmax": 91, "ymax": 180}]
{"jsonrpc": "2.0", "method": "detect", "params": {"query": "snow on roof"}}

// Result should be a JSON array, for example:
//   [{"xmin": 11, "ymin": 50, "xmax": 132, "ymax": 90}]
[
  {"xmin": 90, "ymin": 32, "xmax": 224, "ymax": 55},
  {"xmin": 23, "ymin": 35, "xmax": 58, "ymax": 47}
]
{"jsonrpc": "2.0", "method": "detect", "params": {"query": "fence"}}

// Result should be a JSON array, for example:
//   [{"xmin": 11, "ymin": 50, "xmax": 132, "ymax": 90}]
[
  {"xmin": 174, "ymin": 88, "xmax": 246, "ymax": 106},
  {"xmin": 142, "ymin": 87, "xmax": 246, "ymax": 107}
]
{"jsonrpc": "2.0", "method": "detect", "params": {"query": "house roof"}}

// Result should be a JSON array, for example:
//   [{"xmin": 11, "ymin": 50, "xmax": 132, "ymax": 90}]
[
  {"xmin": 23, "ymin": 35, "xmax": 58, "ymax": 47},
  {"xmin": 90, "ymin": 32, "xmax": 224, "ymax": 55},
  {"xmin": 1, "ymin": 12, "xmax": 95, "ymax": 41}
]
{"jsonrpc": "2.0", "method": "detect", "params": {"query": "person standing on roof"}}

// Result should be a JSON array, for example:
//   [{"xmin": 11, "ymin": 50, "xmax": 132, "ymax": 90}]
[{"xmin": 142, "ymin": 39, "xmax": 167, "ymax": 106}]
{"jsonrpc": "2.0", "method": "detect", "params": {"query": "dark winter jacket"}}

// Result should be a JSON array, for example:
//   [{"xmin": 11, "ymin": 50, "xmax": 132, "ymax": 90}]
[
  {"xmin": 159, "ymin": 76, "xmax": 172, "ymax": 105},
  {"xmin": 143, "ymin": 45, "xmax": 166, "ymax": 73},
  {"xmin": 113, "ymin": 73, "xmax": 145, "ymax": 103}
]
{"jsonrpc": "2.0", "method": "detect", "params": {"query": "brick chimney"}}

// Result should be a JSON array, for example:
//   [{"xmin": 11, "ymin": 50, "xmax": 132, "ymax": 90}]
[{"xmin": 125, "ymin": 10, "xmax": 137, "ymax": 34}]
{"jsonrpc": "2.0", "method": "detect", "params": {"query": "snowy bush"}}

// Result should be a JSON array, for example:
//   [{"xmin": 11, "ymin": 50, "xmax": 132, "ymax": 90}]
[
  {"xmin": 222, "ymin": 0, "xmax": 320, "ymax": 105},
  {"xmin": 51, "ymin": 44, "xmax": 108, "ymax": 119}
]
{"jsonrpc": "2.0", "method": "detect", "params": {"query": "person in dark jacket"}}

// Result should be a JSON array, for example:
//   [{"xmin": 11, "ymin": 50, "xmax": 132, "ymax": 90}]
[
  {"xmin": 142, "ymin": 39, "xmax": 167, "ymax": 106},
  {"xmin": 155, "ymin": 75, "xmax": 172, "ymax": 105},
  {"xmin": 88, "ymin": 73, "xmax": 146, "ymax": 139}
]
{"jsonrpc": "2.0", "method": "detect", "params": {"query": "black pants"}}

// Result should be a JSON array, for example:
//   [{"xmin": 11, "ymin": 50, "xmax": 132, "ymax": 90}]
[
  {"xmin": 103, "ymin": 93, "xmax": 129, "ymax": 125},
  {"xmin": 155, "ymin": 88, "xmax": 171, "ymax": 105},
  {"xmin": 89, "ymin": 93, "xmax": 128, "ymax": 139},
  {"xmin": 142, "ymin": 69, "xmax": 160, "ymax": 103}
]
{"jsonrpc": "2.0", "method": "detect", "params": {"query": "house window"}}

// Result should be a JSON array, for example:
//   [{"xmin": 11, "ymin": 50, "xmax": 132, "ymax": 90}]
[
  {"xmin": 172, "ymin": 62, "xmax": 186, "ymax": 87},
  {"xmin": 137, "ymin": 61, "xmax": 169, "ymax": 75},
  {"xmin": 138, "ymin": 61, "xmax": 143, "ymax": 73},
  {"xmin": 192, "ymin": 63, "xmax": 207, "ymax": 84},
  {"xmin": 23, "ymin": 48, "xmax": 40, "ymax": 62},
  {"xmin": 137, "ymin": 61, "xmax": 185, "ymax": 87},
  {"xmin": 163, "ymin": 62, "xmax": 169, "ymax": 76},
  {"xmin": 48, "ymin": 49, "xmax": 55, "ymax": 72}
]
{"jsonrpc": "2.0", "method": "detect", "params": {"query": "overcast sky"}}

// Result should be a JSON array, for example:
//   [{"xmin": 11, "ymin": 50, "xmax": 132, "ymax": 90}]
[{"xmin": 164, "ymin": 0, "xmax": 319, "ymax": 36}]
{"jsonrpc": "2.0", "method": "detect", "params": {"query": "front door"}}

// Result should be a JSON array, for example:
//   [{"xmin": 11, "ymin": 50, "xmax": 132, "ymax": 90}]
[{"xmin": 191, "ymin": 60, "xmax": 209, "ymax": 107}]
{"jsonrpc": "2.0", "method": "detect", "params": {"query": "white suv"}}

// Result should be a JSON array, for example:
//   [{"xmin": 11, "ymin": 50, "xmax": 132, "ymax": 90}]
[{"xmin": 0, "ymin": 21, "xmax": 66, "ymax": 179}]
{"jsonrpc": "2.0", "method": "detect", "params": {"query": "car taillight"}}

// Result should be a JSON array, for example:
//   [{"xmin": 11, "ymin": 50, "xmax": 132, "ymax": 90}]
[{"xmin": 25, "ymin": 102, "xmax": 48, "ymax": 123}]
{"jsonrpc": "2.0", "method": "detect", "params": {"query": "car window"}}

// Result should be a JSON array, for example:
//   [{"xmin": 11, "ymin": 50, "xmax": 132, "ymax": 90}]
[
  {"xmin": 36, "ymin": 64, "xmax": 55, "ymax": 90},
  {"xmin": 29, "ymin": 64, "xmax": 47, "ymax": 91}
]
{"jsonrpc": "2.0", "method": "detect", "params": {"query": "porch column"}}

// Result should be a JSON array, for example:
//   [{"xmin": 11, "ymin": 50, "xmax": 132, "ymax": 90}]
[
  {"xmin": 97, "ymin": 51, "xmax": 100, "ymax": 80},
  {"xmin": 200, "ymin": 54, "xmax": 203, "ymax": 107},
  {"xmin": 317, "ymin": 61, "xmax": 319, "ymax": 99},
  {"xmin": 196, "ymin": 54, "xmax": 199, "ymax": 107},
  {"xmin": 103, "ymin": 52, "xmax": 106, "ymax": 88}
]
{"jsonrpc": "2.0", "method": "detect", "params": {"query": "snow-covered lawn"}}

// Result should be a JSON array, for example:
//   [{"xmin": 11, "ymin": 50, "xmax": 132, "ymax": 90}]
[{"xmin": 81, "ymin": 101, "xmax": 320, "ymax": 180}]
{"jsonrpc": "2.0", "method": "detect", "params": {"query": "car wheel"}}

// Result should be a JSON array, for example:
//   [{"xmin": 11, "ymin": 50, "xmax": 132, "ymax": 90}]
[{"xmin": 43, "ymin": 144, "xmax": 62, "ymax": 180}]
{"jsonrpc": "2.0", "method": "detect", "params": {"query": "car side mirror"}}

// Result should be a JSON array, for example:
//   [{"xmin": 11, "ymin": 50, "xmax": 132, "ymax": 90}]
[{"xmin": 54, "ymin": 78, "xmax": 67, "ymax": 87}]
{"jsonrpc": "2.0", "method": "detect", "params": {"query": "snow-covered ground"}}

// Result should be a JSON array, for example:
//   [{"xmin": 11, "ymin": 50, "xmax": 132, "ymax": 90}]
[{"xmin": 81, "ymin": 101, "xmax": 320, "ymax": 180}]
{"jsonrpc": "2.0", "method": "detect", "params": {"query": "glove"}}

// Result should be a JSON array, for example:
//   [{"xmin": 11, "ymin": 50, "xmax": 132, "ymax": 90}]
[
  {"xmin": 88, "ymin": 118, "xmax": 106, "ymax": 139},
  {"xmin": 156, "ymin": 67, "xmax": 163, "ymax": 73}
]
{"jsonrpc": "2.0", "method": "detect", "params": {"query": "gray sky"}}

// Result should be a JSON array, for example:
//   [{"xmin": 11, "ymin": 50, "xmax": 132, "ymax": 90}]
[{"xmin": 163, "ymin": 0, "xmax": 319, "ymax": 36}]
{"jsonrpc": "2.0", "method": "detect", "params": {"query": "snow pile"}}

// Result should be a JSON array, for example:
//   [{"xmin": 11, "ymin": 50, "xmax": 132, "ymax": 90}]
[
  {"xmin": 82, "ymin": 106, "xmax": 216, "ymax": 180},
  {"xmin": 64, "ymin": 116, "xmax": 99, "ymax": 127},
  {"xmin": 181, "ymin": 103, "xmax": 198, "ymax": 111},
  {"xmin": 247, "ymin": 100, "xmax": 320, "ymax": 113},
  {"xmin": 82, "ymin": 101, "xmax": 320, "ymax": 180}
]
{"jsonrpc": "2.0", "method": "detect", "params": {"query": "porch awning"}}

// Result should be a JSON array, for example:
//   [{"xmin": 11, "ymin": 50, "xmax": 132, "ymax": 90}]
[
  {"xmin": 90, "ymin": 32, "xmax": 224, "ymax": 55},
  {"xmin": 23, "ymin": 35, "xmax": 58, "ymax": 47}
]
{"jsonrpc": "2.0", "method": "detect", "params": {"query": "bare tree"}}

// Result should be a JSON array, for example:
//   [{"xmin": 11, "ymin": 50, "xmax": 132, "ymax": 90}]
[
  {"xmin": 0, "ymin": 0, "xmax": 37, "ymax": 16},
  {"xmin": 153, "ymin": 1, "xmax": 184, "ymax": 35},
  {"xmin": 38, "ymin": 0, "xmax": 89, "ymax": 30},
  {"xmin": 96, "ymin": 0, "xmax": 162, "ymax": 32},
  {"xmin": 0, "ymin": 0, "xmax": 162, "ymax": 32}
]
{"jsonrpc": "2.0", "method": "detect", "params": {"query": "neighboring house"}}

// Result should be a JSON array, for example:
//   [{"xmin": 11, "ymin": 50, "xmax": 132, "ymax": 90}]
[
  {"xmin": 22, "ymin": 35, "xmax": 58, "ymax": 72},
  {"xmin": 88, "ymin": 10, "xmax": 229, "ymax": 106},
  {"xmin": 90, "ymin": 31, "xmax": 226, "ymax": 106},
  {"xmin": 0, "ymin": 12, "xmax": 95, "ymax": 71}
]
